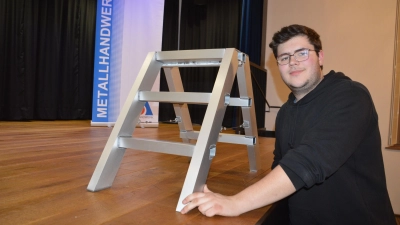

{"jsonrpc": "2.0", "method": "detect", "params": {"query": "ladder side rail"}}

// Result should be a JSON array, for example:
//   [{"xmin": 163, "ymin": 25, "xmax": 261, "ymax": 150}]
[
  {"xmin": 176, "ymin": 48, "xmax": 239, "ymax": 211},
  {"xmin": 237, "ymin": 54, "xmax": 261, "ymax": 171},
  {"xmin": 87, "ymin": 52, "xmax": 163, "ymax": 191},
  {"xmin": 236, "ymin": 55, "xmax": 259, "ymax": 136}
]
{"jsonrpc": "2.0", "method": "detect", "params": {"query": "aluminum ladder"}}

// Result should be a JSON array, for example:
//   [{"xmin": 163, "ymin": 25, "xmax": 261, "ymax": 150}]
[{"xmin": 87, "ymin": 48, "xmax": 261, "ymax": 211}]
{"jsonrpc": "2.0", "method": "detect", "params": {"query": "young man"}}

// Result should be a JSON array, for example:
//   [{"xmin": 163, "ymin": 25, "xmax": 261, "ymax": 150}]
[{"xmin": 180, "ymin": 24, "xmax": 397, "ymax": 225}]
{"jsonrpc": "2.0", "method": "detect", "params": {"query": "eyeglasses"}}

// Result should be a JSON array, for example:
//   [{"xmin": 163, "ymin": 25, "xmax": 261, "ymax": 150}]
[{"xmin": 277, "ymin": 48, "xmax": 316, "ymax": 65}]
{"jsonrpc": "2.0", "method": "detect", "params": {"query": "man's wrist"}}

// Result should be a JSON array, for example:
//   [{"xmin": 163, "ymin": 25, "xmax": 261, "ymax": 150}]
[{"xmin": 230, "ymin": 194, "xmax": 249, "ymax": 216}]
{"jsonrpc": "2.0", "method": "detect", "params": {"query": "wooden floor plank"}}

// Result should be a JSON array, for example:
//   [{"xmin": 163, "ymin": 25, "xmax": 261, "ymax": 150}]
[{"xmin": 0, "ymin": 120, "xmax": 274, "ymax": 224}]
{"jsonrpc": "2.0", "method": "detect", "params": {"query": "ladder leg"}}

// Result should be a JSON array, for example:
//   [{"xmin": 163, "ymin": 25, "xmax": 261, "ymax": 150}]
[
  {"xmin": 236, "ymin": 54, "xmax": 261, "ymax": 171},
  {"xmin": 176, "ymin": 49, "xmax": 239, "ymax": 211},
  {"xmin": 87, "ymin": 52, "xmax": 163, "ymax": 191},
  {"xmin": 164, "ymin": 67, "xmax": 194, "ymax": 143}
]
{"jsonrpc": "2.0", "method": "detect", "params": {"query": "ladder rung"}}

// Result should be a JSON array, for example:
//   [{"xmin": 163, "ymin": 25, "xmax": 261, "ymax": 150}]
[
  {"xmin": 156, "ymin": 49, "xmax": 226, "ymax": 62},
  {"xmin": 162, "ymin": 61, "xmax": 221, "ymax": 68},
  {"xmin": 119, "ymin": 137, "xmax": 195, "ymax": 157},
  {"xmin": 228, "ymin": 98, "xmax": 252, "ymax": 107},
  {"xmin": 139, "ymin": 91, "xmax": 211, "ymax": 104},
  {"xmin": 180, "ymin": 131, "xmax": 255, "ymax": 145}
]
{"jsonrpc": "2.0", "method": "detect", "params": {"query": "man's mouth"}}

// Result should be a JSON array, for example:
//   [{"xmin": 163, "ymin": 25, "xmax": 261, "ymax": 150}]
[{"xmin": 289, "ymin": 69, "xmax": 303, "ymax": 76}]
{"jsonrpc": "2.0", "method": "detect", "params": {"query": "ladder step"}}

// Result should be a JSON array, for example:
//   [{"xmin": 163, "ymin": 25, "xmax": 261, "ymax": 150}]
[
  {"xmin": 139, "ymin": 91, "xmax": 210, "ymax": 104},
  {"xmin": 139, "ymin": 91, "xmax": 250, "ymax": 106},
  {"xmin": 118, "ymin": 137, "xmax": 195, "ymax": 157},
  {"xmin": 156, "ymin": 49, "xmax": 225, "ymax": 62},
  {"xmin": 180, "ymin": 131, "xmax": 255, "ymax": 145},
  {"xmin": 156, "ymin": 49, "xmax": 245, "ymax": 68},
  {"xmin": 162, "ymin": 61, "xmax": 221, "ymax": 68},
  {"xmin": 228, "ymin": 98, "xmax": 252, "ymax": 107}
]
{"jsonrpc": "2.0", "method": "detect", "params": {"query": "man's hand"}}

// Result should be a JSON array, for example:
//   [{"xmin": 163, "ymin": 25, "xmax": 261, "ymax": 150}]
[
  {"xmin": 180, "ymin": 185, "xmax": 241, "ymax": 217},
  {"xmin": 180, "ymin": 165, "xmax": 296, "ymax": 218}
]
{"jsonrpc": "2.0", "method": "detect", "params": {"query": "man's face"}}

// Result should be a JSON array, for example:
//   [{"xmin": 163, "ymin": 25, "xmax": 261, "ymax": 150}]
[{"xmin": 276, "ymin": 35, "xmax": 324, "ymax": 100}]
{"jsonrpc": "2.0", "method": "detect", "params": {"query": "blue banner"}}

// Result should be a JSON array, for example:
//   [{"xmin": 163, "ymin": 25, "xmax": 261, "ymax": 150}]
[
  {"xmin": 91, "ymin": 0, "xmax": 164, "ymax": 127},
  {"xmin": 92, "ymin": 0, "xmax": 114, "ymax": 123}
]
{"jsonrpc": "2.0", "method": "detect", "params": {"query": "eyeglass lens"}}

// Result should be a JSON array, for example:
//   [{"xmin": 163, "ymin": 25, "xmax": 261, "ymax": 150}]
[{"xmin": 277, "ymin": 49, "xmax": 310, "ymax": 65}]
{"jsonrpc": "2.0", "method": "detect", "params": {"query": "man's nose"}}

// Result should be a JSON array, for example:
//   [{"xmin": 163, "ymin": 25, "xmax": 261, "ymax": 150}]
[{"xmin": 288, "ymin": 55, "xmax": 298, "ymax": 65}]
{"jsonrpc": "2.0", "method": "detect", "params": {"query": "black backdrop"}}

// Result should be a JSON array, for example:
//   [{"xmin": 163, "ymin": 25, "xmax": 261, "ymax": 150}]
[
  {"xmin": 160, "ymin": 0, "xmax": 265, "ymax": 128},
  {"xmin": 0, "ymin": 0, "xmax": 264, "ymax": 125},
  {"xmin": 160, "ymin": 0, "xmax": 242, "ymax": 127},
  {"xmin": 0, "ymin": 0, "xmax": 97, "ymax": 120}
]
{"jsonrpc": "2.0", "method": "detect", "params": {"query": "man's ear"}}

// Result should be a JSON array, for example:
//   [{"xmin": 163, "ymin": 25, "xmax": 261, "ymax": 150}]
[{"xmin": 318, "ymin": 50, "xmax": 324, "ymax": 67}]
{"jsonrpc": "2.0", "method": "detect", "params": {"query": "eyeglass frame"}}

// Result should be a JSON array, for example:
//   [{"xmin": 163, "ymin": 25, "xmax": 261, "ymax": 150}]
[{"xmin": 276, "ymin": 48, "xmax": 317, "ymax": 66}]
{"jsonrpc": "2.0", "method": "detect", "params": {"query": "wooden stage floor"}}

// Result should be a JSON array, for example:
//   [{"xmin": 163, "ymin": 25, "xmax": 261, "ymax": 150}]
[{"xmin": 0, "ymin": 120, "xmax": 276, "ymax": 225}]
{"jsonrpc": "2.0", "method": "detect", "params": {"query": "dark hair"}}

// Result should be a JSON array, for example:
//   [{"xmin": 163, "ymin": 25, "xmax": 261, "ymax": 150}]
[{"xmin": 269, "ymin": 24, "xmax": 322, "ymax": 58}]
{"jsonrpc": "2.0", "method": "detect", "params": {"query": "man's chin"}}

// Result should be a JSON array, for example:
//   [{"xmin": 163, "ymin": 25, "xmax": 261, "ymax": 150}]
[{"xmin": 288, "ymin": 83, "xmax": 307, "ymax": 90}]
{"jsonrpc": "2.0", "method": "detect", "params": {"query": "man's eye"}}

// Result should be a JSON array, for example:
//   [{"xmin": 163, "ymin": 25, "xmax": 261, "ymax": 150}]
[
  {"xmin": 279, "ymin": 56, "xmax": 289, "ymax": 61},
  {"xmin": 297, "ymin": 51, "xmax": 308, "ymax": 56}
]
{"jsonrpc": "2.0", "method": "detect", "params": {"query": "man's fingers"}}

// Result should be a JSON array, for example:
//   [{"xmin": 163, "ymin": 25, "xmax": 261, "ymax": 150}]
[
  {"xmin": 198, "ymin": 201, "xmax": 216, "ymax": 217},
  {"xmin": 204, "ymin": 208, "xmax": 217, "ymax": 217},
  {"xmin": 182, "ymin": 192, "xmax": 204, "ymax": 204},
  {"xmin": 180, "ymin": 185, "xmax": 217, "ymax": 215},
  {"xmin": 181, "ymin": 203, "xmax": 196, "ymax": 214},
  {"xmin": 181, "ymin": 193, "xmax": 208, "ymax": 214}
]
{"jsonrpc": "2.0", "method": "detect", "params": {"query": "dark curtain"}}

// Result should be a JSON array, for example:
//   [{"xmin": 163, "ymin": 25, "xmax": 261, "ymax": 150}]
[
  {"xmin": 240, "ymin": 0, "xmax": 264, "ymax": 65},
  {"xmin": 160, "ymin": 0, "xmax": 242, "ymax": 127},
  {"xmin": 160, "ymin": 0, "xmax": 265, "ymax": 129},
  {"xmin": 0, "ymin": 0, "xmax": 97, "ymax": 120}
]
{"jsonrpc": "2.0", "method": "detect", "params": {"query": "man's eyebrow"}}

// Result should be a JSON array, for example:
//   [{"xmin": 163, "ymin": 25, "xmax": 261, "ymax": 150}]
[{"xmin": 277, "ymin": 48, "xmax": 307, "ymax": 58}]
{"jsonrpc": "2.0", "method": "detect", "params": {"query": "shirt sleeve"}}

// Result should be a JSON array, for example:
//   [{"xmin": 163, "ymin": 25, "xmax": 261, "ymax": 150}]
[{"xmin": 271, "ymin": 105, "xmax": 285, "ymax": 170}]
